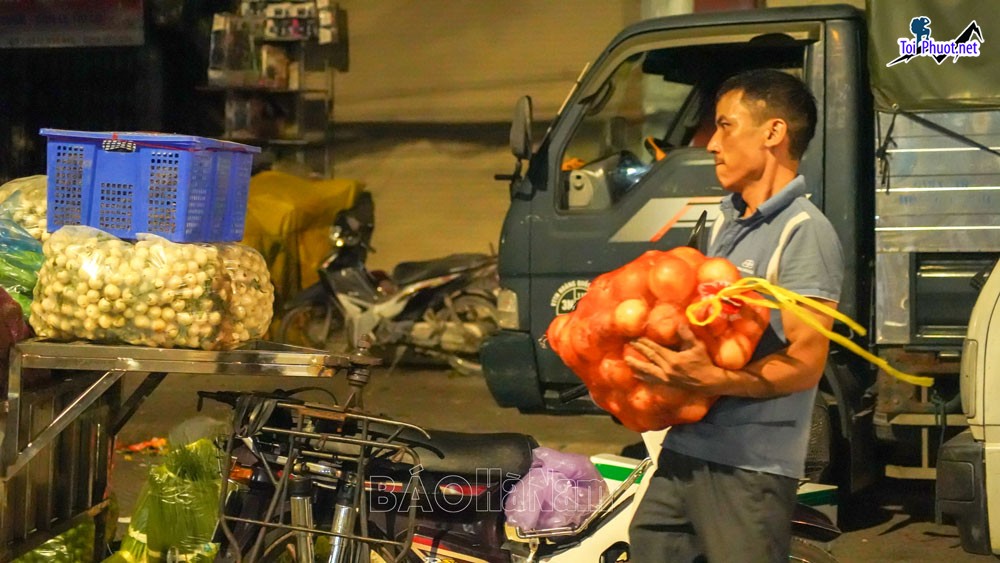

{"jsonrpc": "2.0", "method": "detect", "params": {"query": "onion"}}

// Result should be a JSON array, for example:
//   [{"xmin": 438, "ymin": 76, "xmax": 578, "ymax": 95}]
[
  {"xmin": 648, "ymin": 255, "xmax": 696, "ymax": 304},
  {"xmin": 697, "ymin": 257, "xmax": 742, "ymax": 285},
  {"xmin": 597, "ymin": 355, "xmax": 635, "ymax": 389},
  {"xmin": 611, "ymin": 262, "xmax": 654, "ymax": 302},
  {"xmin": 714, "ymin": 331, "xmax": 753, "ymax": 370},
  {"xmin": 645, "ymin": 302, "xmax": 682, "ymax": 347},
  {"xmin": 613, "ymin": 299, "xmax": 649, "ymax": 338}
]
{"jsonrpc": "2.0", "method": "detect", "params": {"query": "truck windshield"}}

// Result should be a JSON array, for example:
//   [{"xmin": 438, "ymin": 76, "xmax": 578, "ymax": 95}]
[
  {"xmin": 560, "ymin": 51, "xmax": 694, "ymax": 210},
  {"xmin": 558, "ymin": 39, "xmax": 805, "ymax": 211}
]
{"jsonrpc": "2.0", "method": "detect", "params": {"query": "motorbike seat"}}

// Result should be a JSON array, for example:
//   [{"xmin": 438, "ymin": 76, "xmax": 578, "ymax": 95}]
[
  {"xmin": 395, "ymin": 426, "xmax": 538, "ymax": 479},
  {"xmin": 313, "ymin": 422, "xmax": 537, "ymax": 481},
  {"xmin": 391, "ymin": 253, "xmax": 493, "ymax": 287}
]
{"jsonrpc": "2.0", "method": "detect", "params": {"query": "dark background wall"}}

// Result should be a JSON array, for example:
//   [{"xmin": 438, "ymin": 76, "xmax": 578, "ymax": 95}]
[{"xmin": 0, "ymin": 0, "xmax": 228, "ymax": 183}]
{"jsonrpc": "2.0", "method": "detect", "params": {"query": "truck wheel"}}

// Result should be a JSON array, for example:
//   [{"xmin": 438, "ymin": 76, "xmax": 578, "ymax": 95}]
[
  {"xmin": 789, "ymin": 538, "xmax": 838, "ymax": 562},
  {"xmin": 804, "ymin": 393, "xmax": 832, "ymax": 483}
]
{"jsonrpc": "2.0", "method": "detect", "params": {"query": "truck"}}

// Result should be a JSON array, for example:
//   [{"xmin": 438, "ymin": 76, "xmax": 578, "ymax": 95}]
[
  {"xmin": 937, "ymin": 257, "xmax": 1000, "ymax": 555},
  {"xmin": 481, "ymin": 1, "xmax": 1000, "ymax": 495}
]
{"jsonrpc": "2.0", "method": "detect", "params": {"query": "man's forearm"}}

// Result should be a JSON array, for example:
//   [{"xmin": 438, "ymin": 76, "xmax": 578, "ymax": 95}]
[
  {"xmin": 707, "ymin": 346, "xmax": 825, "ymax": 398},
  {"xmin": 626, "ymin": 304, "xmax": 835, "ymax": 398}
]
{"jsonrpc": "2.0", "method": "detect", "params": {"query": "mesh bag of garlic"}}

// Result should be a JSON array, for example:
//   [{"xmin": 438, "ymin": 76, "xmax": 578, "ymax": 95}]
[
  {"xmin": 29, "ymin": 226, "xmax": 274, "ymax": 350},
  {"xmin": 0, "ymin": 175, "xmax": 49, "ymax": 243}
]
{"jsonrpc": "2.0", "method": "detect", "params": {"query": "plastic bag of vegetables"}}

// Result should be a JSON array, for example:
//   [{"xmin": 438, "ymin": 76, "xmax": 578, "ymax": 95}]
[
  {"xmin": 0, "ymin": 218, "xmax": 44, "ymax": 317},
  {"xmin": 12, "ymin": 519, "xmax": 95, "ymax": 563},
  {"xmin": 105, "ymin": 437, "xmax": 222, "ymax": 563},
  {"xmin": 29, "ymin": 226, "xmax": 274, "ymax": 350},
  {"xmin": 545, "ymin": 247, "xmax": 772, "ymax": 432},
  {"xmin": 0, "ymin": 175, "xmax": 49, "ymax": 242}
]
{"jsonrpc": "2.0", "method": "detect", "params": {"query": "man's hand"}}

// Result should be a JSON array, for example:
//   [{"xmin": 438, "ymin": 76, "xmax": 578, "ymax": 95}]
[
  {"xmin": 625, "ymin": 324, "xmax": 730, "ymax": 392},
  {"xmin": 625, "ymin": 298, "xmax": 837, "ymax": 399}
]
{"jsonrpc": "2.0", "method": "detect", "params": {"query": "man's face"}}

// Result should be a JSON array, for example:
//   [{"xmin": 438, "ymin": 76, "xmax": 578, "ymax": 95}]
[{"xmin": 706, "ymin": 90, "xmax": 770, "ymax": 192}]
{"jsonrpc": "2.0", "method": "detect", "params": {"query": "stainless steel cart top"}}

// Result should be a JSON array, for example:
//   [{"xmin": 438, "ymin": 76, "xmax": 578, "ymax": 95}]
[
  {"xmin": 2, "ymin": 339, "xmax": 372, "ymax": 483},
  {"xmin": 11, "ymin": 339, "xmax": 357, "ymax": 378}
]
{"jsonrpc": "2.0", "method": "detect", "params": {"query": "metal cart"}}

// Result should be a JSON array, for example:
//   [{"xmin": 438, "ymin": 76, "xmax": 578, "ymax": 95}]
[{"xmin": 0, "ymin": 339, "xmax": 350, "ymax": 561}]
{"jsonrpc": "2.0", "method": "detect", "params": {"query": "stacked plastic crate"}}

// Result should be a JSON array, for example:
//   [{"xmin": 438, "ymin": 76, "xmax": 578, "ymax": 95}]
[{"xmin": 41, "ymin": 129, "xmax": 260, "ymax": 243}]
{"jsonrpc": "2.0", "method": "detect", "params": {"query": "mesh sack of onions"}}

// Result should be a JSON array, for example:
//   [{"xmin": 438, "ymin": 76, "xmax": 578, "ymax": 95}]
[
  {"xmin": 29, "ymin": 226, "xmax": 274, "ymax": 350},
  {"xmin": 546, "ymin": 247, "xmax": 770, "ymax": 432}
]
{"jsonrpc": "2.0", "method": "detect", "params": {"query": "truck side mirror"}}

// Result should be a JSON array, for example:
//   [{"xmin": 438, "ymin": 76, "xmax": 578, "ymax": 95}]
[
  {"xmin": 510, "ymin": 96, "xmax": 533, "ymax": 161},
  {"xmin": 686, "ymin": 210, "xmax": 709, "ymax": 251}
]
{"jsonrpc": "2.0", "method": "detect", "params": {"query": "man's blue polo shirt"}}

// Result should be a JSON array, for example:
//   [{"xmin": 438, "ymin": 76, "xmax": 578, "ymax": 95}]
[{"xmin": 662, "ymin": 175, "xmax": 845, "ymax": 479}]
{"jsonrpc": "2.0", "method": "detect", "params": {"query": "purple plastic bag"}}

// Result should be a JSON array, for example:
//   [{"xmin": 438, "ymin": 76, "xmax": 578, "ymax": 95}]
[{"xmin": 504, "ymin": 447, "xmax": 609, "ymax": 532}]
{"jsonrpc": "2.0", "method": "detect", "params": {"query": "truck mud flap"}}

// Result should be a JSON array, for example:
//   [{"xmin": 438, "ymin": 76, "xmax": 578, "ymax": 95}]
[
  {"xmin": 937, "ymin": 430, "xmax": 991, "ymax": 555},
  {"xmin": 481, "ymin": 330, "xmax": 544, "ymax": 410}
]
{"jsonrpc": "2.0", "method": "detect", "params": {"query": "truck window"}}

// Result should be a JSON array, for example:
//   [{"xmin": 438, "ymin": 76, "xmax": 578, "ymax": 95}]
[
  {"xmin": 558, "ymin": 39, "xmax": 806, "ymax": 212},
  {"xmin": 560, "ymin": 53, "xmax": 693, "ymax": 211}
]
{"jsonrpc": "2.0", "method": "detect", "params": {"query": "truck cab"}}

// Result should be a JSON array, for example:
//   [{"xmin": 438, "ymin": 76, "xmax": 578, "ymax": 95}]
[{"xmin": 483, "ymin": 3, "xmax": 999, "ymax": 491}]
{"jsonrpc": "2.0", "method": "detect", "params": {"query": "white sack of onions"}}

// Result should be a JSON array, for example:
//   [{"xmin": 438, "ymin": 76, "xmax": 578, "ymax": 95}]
[
  {"xmin": 29, "ymin": 226, "xmax": 274, "ymax": 350},
  {"xmin": 0, "ymin": 175, "xmax": 50, "ymax": 242}
]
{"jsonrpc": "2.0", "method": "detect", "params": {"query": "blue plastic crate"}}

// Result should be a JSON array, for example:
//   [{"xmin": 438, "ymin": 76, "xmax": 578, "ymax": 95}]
[
  {"xmin": 208, "ymin": 148, "xmax": 256, "ymax": 242},
  {"xmin": 41, "ymin": 129, "xmax": 260, "ymax": 243}
]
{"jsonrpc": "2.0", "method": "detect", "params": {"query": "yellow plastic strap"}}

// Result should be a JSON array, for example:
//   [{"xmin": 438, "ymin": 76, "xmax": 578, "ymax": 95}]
[{"xmin": 685, "ymin": 277, "xmax": 933, "ymax": 387}]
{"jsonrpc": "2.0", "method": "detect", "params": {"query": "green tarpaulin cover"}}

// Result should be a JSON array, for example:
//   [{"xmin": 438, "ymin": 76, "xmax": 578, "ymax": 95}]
[{"xmin": 868, "ymin": 0, "xmax": 999, "ymax": 111}]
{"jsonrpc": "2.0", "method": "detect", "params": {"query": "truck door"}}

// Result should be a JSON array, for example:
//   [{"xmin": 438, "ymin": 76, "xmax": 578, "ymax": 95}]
[{"xmin": 529, "ymin": 23, "xmax": 825, "ymax": 394}]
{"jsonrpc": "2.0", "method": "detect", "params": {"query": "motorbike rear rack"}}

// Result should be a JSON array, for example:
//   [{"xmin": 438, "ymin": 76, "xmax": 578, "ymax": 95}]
[
  {"xmin": 215, "ymin": 395, "xmax": 428, "ymax": 563},
  {"xmin": 514, "ymin": 457, "xmax": 653, "ymax": 541}
]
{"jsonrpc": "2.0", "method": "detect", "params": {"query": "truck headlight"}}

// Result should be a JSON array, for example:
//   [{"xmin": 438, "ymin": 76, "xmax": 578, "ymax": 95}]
[
  {"xmin": 497, "ymin": 288, "xmax": 519, "ymax": 329},
  {"xmin": 961, "ymin": 338, "xmax": 978, "ymax": 419}
]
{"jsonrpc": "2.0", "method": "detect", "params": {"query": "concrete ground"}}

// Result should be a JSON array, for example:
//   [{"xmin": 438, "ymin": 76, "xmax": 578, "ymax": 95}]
[{"xmin": 106, "ymin": 131, "xmax": 996, "ymax": 562}]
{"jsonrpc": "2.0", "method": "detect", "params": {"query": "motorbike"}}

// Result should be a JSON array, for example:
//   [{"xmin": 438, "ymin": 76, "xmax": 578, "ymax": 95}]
[
  {"xmin": 205, "ymin": 346, "xmax": 842, "ymax": 563},
  {"xmin": 277, "ymin": 191, "xmax": 501, "ymax": 375}
]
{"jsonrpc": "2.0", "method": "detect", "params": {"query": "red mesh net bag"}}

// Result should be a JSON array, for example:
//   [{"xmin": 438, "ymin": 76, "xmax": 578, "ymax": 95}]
[{"xmin": 546, "ymin": 247, "xmax": 770, "ymax": 432}]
